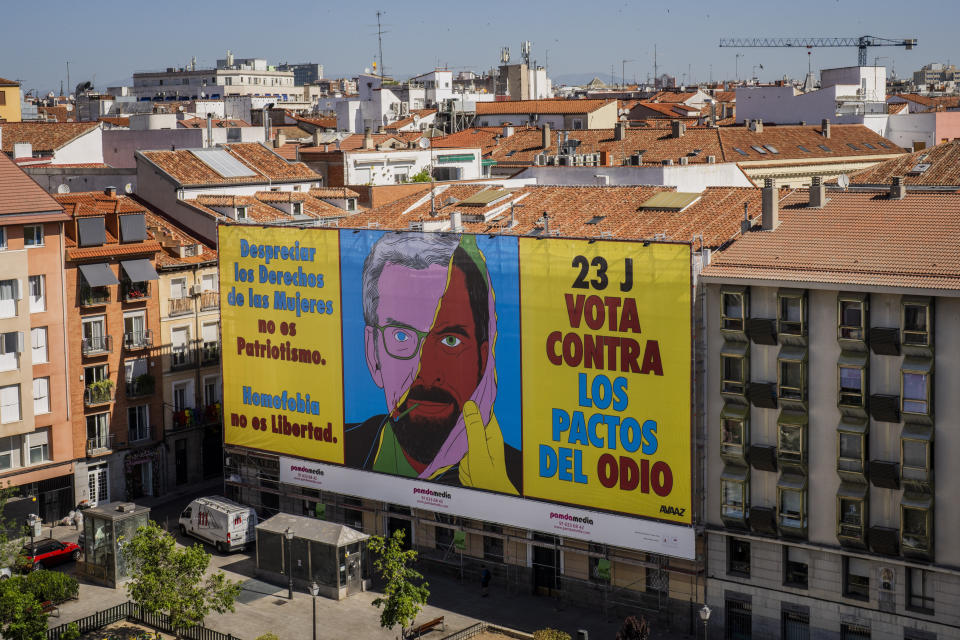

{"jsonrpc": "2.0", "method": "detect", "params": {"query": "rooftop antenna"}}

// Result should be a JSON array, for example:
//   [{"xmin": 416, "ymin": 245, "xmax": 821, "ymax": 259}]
[
  {"xmin": 521, "ymin": 41, "xmax": 532, "ymax": 66},
  {"xmin": 500, "ymin": 47, "xmax": 510, "ymax": 64},
  {"xmin": 376, "ymin": 11, "xmax": 386, "ymax": 82},
  {"xmin": 419, "ymin": 137, "xmax": 436, "ymax": 217},
  {"xmin": 65, "ymin": 61, "xmax": 71, "ymax": 97}
]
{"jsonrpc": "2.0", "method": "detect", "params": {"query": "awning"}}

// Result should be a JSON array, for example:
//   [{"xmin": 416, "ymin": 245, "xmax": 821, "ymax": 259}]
[
  {"xmin": 777, "ymin": 473, "xmax": 807, "ymax": 491},
  {"xmin": 902, "ymin": 357, "xmax": 933, "ymax": 374},
  {"xmin": 77, "ymin": 217, "xmax": 105, "ymax": 247},
  {"xmin": 720, "ymin": 341, "xmax": 748, "ymax": 358},
  {"xmin": 120, "ymin": 259, "xmax": 159, "ymax": 282},
  {"xmin": 119, "ymin": 214, "xmax": 147, "ymax": 243},
  {"xmin": 838, "ymin": 351, "xmax": 868, "ymax": 368},
  {"xmin": 778, "ymin": 345, "xmax": 807, "ymax": 362},
  {"xmin": 436, "ymin": 154, "xmax": 475, "ymax": 163},
  {"xmin": 721, "ymin": 403, "xmax": 749, "ymax": 420},
  {"xmin": 837, "ymin": 483, "xmax": 867, "ymax": 500},
  {"xmin": 901, "ymin": 423, "xmax": 933, "ymax": 442},
  {"xmin": 778, "ymin": 410, "xmax": 808, "ymax": 426},
  {"xmin": 838, "ymin": 416, "xmax": 868, "ymax": 434},
  {"xmin": 901, "ymin": 494, "xmax": 933, "ymax": 510},
  {"xmin": 78, "ymin": 263, "xmax": 119, "ymax": 287},
  {"xmin": 721, "ymin": 465, "xmax": 749, "ymax": 482},
  {"xmin": 481, "ymin": 159, "xmax": 497, "ymax": 166}
]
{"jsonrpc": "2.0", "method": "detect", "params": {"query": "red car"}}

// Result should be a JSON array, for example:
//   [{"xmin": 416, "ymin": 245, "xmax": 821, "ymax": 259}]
[{"xmin": 20, "ymin": 539, "xmax": 81, "ymax": 571}]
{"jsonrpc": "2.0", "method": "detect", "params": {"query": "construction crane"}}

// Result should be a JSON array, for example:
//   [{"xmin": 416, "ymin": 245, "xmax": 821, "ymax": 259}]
[{"xmin": 719, "ymin": 36, "xmax": 917, "ymax": 67}]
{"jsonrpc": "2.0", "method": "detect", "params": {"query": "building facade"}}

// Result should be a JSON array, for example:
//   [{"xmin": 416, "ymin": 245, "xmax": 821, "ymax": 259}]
[{"xmin": 702, "ymin": 181, "xmax": 959, "ymax": 639}]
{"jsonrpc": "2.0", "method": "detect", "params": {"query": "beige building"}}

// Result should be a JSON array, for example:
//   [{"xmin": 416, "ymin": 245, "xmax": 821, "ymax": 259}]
[{"xmin": 701, "ymin": 180, "xmax": 959, "ymax": 639}]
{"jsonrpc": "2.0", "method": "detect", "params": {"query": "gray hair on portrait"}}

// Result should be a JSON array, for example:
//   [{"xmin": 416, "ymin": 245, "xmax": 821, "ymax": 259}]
[{"xmin": 361, "ymin": 233, "xmax": 461, "ymax": 327}]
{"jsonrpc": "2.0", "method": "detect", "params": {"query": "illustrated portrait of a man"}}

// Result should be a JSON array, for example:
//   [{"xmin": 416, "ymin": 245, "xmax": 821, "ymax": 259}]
[{"xmin": 344, "ymin": 233, "xmax": 521, "ymax": 495}]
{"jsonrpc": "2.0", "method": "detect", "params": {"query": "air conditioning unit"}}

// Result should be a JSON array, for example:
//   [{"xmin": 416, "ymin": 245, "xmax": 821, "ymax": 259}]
[{"xmin": 190, "ymin": 284, "xmax": 202, "ymax": 296}]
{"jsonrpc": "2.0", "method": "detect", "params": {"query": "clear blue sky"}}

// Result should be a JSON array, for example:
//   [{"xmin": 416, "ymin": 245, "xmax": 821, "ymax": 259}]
[{"xmin": 3, "ymin": 0, "xmax": 955, "ymax": 94}]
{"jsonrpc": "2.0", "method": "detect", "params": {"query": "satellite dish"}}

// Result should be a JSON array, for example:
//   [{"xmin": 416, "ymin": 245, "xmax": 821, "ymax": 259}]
[
  {"xmin": 419, "ymin": 138, "xmax": 431, "ymax": 149},
  {"xmin": 56, "ymin": 184, "xmax": 70, "ymax": 194},
  {"xmin": 364, "ymin": 68, "xmax": 371, "ymax": 74},
  {"xmin": 838, "ymin": 174, "xmax": 850, "ymax": 189},
  {"xmin": 124, "ymin": 183, "xmax": 133, "ymax": 194},
  {"xmin": 66, "ymin": 104, "xmax": 74, "ymax": 112}
]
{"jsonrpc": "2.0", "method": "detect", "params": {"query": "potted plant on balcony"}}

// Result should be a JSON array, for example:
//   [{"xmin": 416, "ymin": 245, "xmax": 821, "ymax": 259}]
[{"xmin": 87, "ymin": 378, "xmax": 114, "ymax": 403}]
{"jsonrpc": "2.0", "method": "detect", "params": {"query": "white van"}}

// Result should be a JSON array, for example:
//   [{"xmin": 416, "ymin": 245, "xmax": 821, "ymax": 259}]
[{"xmin": 178, "ymin": 496, "xmax": 257, "ymax": 553}]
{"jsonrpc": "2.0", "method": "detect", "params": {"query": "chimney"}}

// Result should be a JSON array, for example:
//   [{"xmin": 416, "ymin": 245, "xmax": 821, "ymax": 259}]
[
  {"xmin": 821, "ymin": 118, "xmax": 831, "ymax": 138},
  {"xmin": 363, "ymin": 127, "xmax": 374, "ymax": 150},
  {"xmin": 741, "ymin": 202, "xmax": 751, "ymax": 233},
  {"xmin": 614, "ymin": 121, "xmax": 627, "ymax": 141},
  {"xmin": 761, "ymin": 178, "xmax": 778, "ymax": 230},
  {"xmin": 541, "ymin": 123, "xmax": 551, "ymax": 149},
  {"xmin": 206, "ymin": 113, "xmax": 213, "ymax": 148},
  {"xmin": 273, "ymin": 132, "xmax": 286, "ymax": 149},
  {"xmin": 752, "ymin": 119, "xmax": 763, "ymax": 133},
  {"xmin": 105, "ymin": 186, "xmax": 117, "ymax": 197},
  {"xmin": 671, "ymin": 119, "xmax": 685, "ymax": 138},
  {"xmin": 890, "ymin": 176, "xmax": 906, "ymax": 200},
  {"xmin": 809, "ymin": 176, "xmax": 826, "ymax": 208},
  {"xmin": 799, "ymin": 120, "xmax": 806, "ymax": 126},
  {"xmin": 707, "ymin": 155, "xmax": 716, "ymax": 164},
  {"xmin": 678, "ymin": 156, "xmax": 689, "ymax": 165},
  {"xmin": 450, "ymin": 211, "xmax": 463, "ymax": 232},
  {"xmin": 12, "ymin": 142, "xmax": 31, "ymax": 159},
  {"xmin": 312, "ymin": 130, "xmax": 323, "ymax": 146},
  {"xmin": 502, "ymin": 125, "xmax": 514, "ymax": 138},
  {"xmin": 709, "ymin": 102, "xmax": 717, "ymax": 127}
]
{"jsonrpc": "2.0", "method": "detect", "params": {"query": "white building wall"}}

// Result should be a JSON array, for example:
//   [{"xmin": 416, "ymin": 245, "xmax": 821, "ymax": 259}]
[
  {"xmin": 52, "ymin": 128, "xmax": 104, "ymax": 165},
  {"xmin": 344, "ymin": 148, "xmax": 482, "ymax": 185},
  {"xmin": 886, "ymin": 113, "xmax": 937, "ymax": 151},
  {"xmin": 513, "ymin": 164, "xmax": 754, "ymax": 191}
]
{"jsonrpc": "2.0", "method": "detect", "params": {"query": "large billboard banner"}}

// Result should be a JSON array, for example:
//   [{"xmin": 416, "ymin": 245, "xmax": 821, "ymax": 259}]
[{"xmin": 220, "ymin": 226, "xmax": 692, "ymax": 552}]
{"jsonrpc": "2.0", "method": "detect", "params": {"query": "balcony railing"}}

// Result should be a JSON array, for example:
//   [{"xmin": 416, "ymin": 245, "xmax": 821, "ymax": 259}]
[
  {"xmin": 168, "ymin": 297, "xmax": 192, "ymax": 316},
  {"xmin": 79, "ymin": 285, "xmax": 110, "ymax": 306},
  {"xmin": 83, "ymin": 385, "xmax": 115, "ymax": 406},
  {"xmin": 200, "ymin": 291, "xmax": 219, "ymax": 310},
  {"xmin": 170, "ymin": 346, "xmax": 195, "ymax": 371},
  {"xmin": 86, "ymin": 433, "xmax": 114, "ymax": 456},
  {"xmin": 122, "ymin": 280, "xmax": 151, "ymax": 302},
  {"xmin": 172, "ymin": 406, "xmax": 198, "ymax": 430},
  {"xmin": 201, "ymin": 342, "xmax": 220, "ymax": 365},
  {"xmin": 126, "ymin": 375, "xmax": 155, "ymax": 398},
  {"xmin": 201, "ymin": 402, "xmax": 222, "ymax": 425},
  {"xmin": 82, "ymin": 334, "xmax": 113, "ymax": 356},
  {"xmin": 124, "ymin": 329, "xmax": 153, "ymax": 350}
]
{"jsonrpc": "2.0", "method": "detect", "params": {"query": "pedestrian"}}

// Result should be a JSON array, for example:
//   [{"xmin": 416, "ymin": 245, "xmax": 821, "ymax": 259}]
[{"xmin": 480, "ymin": 565, "xmax": 492, "ymax": 597}]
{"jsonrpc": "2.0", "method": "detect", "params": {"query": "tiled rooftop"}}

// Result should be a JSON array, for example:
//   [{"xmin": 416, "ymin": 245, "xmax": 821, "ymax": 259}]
[
  {"xmin": 0, "ymin": 122, "xmax": 100, "ymax": 153},
  {"xmin": 845, "ymin": 140, "xmax": 960, "ymax": 186},
  {"xmin": 0, "ymin": 152, "xmax": 64, "ymax": 216},
  {"xmin": 701, "ymin": 189, "xmax": 960, "ymax": 290},
  {"xmin": 475, "ymin": 99, "xmax": 615, "ymax": 115},
  {"xmin": 139, "ymin": 143, "xmax": 319, "ymax": 186}
]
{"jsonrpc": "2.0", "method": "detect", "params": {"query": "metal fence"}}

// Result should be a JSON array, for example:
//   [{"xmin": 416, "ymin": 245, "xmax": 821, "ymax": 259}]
[{"xmin": 46, "ymin": 601, "xmax": 242, "ymax": 640}]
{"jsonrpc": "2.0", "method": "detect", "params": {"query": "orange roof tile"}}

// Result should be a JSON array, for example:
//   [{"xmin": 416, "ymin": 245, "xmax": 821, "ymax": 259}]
[
  {"xmin": 475, "ymin": 99, "xmax": 615, "ymax": 116},
  {"xmin": 702, "ymin": 190, "xmax": 960, "ymax": 290},
  {"xmin": 845, "ymin": 139, "xmax": 960, "ymax": 186},
  {"xmin": 0, "ymin": 77, "xmax": 19, "ymax": 86},
  {"xmin": 309, "ymin": 187, "xmax": 359, "ymax": 199},
  {"xmin": 0, "ymin": 122, "xmax": 99, "ymax": 153},
  {"xmin": 139, "ymin": 143, "xmax": 319, "ymax": 187},
  {"xmin": 0, "ymin": 152, "xmax": 64, "ymax": 216},
  {"xmin": 178, "ymin": 117, "xmax": 251, "ymax": 128}
]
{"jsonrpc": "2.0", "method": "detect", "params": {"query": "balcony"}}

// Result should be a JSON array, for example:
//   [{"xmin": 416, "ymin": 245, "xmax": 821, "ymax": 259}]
[
  {"xmin": 84, "ymin": 384, "xmax": 115, "ymax": 406},
  {"xmin": 172, "ymin": 406, "xmax": 198, "ymax": 430},
  {"xmin": 122, "ymin": 280, "xmax": 151, "ymax": 302},
  {"xmin": 79, "ymin": 285, "xmax": 110, "ymax": 307},
  {"xmin": 168, "ymin": 297, "xmax": 192, "ymax": 316},
  {"xmin": 126, "ymin": 375, "xmax": 155, "ymax": 398},
  {"xmin": 124, "ymin": 329, "xmax": 153, "ymax": 350},
  {"xmin": 201, "ymin": 342, "xmax": 220, "ymax": 366},
  {"xmin": 200, "ymin": 291, "xmax": 219, "ymax": 311},
  {"xmin": 86, "ymin": 433, "xmax": 114, "ymax": 456},
  {"xmin": 81, "ymin": 335, "xmax": 113, "ymax": 357},
  {"xmin": 200, "ymin": 403, "xmax": 222, "ymax": 425},
  {"xmin": 170, "ymin": 346, "xmax": 195, "ymax": 371}
]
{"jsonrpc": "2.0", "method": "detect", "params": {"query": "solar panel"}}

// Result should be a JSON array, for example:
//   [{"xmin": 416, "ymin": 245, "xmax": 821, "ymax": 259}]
[
  {"xmin": 189, "ymin": 148, "xmax": 256, "ymax": 178},
  {"xmin": 750, "ymin": 145, "xmax": 768, "ymax": 155},
  {"xmin": 909, "ymin": 163, "xmax": 932, "ymax": 175},
  {"xmin": 818, "ymin": 144, "xmax": 832, "ymax": 152},
  {"xmin": 764, "ymin": 145, "xmax": 780, "ymax": 154},
  {"xmin": 733, "ymin": 147, "xmax": 748, "ymax": 156}
]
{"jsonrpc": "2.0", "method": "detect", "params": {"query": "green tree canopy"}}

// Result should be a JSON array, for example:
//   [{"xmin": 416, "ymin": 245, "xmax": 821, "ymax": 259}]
[
  {"xmin": 0, "ymin": 584, "xmax": 47, "ymax": 640},
  {"xmin": 367, "ymin": 529, "xmax": 429, "ymax": 635},
  {"xmin": 122, "ymin": 522, "xmax": 242, "ymax": 638}
]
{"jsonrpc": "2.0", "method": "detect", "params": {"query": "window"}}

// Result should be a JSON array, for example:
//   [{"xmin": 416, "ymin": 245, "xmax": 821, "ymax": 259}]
[
  {"xmin": 82, "ymin": 316, "xmax": 108, "ymax": 353},
  {"xmin": 722, "ymin": 353, "xmax": 747, "ymax": 395},
  {"xmin": 32, "ymin": 378, "xmax": 49, "ymax": 415},
  {"xmin": 839, "ymin": 363, "xmax": 865, "ymax": 408},
  {"xmin": 171, "ymin": 326, "xmax": 190, "ymax": 368},
  {"xmin": 0, "ymin": 384, "xmax": 20, "ymax": 424},
  {"xmin": 777, "ymin": 418, "xmax": 806, "ymax": 467},
  {"xmin": 838, "ymin": 429, "xmax": 866, "ymax": 475},
  {"xmin": 201, "ymin": 273, "xmax": 218, "ymax": 292},
  {"xmin": 727, "ymin": 538, "xmax": 750, "ymax": 577},
  {"xmin": 778, "ymin": 291, "xmax": 806, "ymax": 336},
  {"xmin": 236, "ymin": 207, "xmax": 248, "ymax": 220},
  {"xmin": 838, "ymin": 490, "xmax": 866, "ymax": 541},
  {"xmin": 31, "ymin": 327, "xmax": 47, "ymax": 363},
  {"xmin": 0, "ymin": 278, "xmax": 20, "ymax": 318},
  {"xmin": 783, "ymin": 546, "xmax": 808, "ymax": 588},
  {"xmin": 203, "ymin": 376, "xmax": 220, "ymax": 406},
  {"xmin": 347, "ymin": 198, "xmax": 357, "ymax": 212},
  {"xmin": 902, "ymin": 300, "xmax": 931, "ymax": 347},
  {"xmin": 0, "ymin": 436, "xmax": 18, "ymax": 470},
  {"xmin": 721, "ymin": 290, "xmax": 746, "ymax": 331},
  {"xmin": 778, "ymin": 480, "xmax": 806, "ymax": 533},
  {"xmin": 28, "ymin": 275, "xmax": 45, "ymax": 313},
  {"xmin": 86, "ymin": 413, "xmax": 109, "ymax": 449},
  {"xmin": 128, "ymin": 405, "xmax": 150, "ymax": 442},
  {"xmin": 721, "ymin": 413, "xmax": 747, "ymax": 460},
  {"xmin": 818, "ymin": 144, "xmax": 832, "ymax": 152},
  {"xmin": 901, "ymin": 436, "xmax": 931, "ymax": 484},
  {"xmin": 173, "ymin": 381, "xmax": 191, "ymax": 412},
  {"xmin": 841, "ymin": 623, "xmax": 870, "ymax": 640},
  {"xmin": 170, "ymin": 278, "xmax": 187, "ymax": 299},
  {"xmin": 0, "ymin": 227, "xmax": 6, "ymax": 250},
  {"xmin": 779, "ymin": 355, "xmax": 806, "ymax": 401},
  {"xmin": 435, "ymin": 525, "xmax": 454, "ymax": 549},
  {"xmin": 28, "ymin": 430, "xmax": 48, "ymax": 464},
  {"xmin": 124, "ymin": 311, "xmax": 148, "ymax": 348},
  {"xmin": 901, "ymin": 501, "xmax": 932, "ymax": 556},
  {"xmin": 0, "ymin": 331, "xmax": 23, "ymax": 371},
  {"xmin": 721, "ymin": 470, "xmax": 748, "ymax": 522},
  {"xmin": 839, "ymin": 297, "xmax": 866, "ymax": 340},
  {"xmin": 901, "ymin": 370, "xmax": 930, "ymax": 415},
  {"xmin": 23, "ymin": 225, "xmax": 43, "ymax": 247},
  {"xmin": 292, "ymin": 202, "xmax": 303, "ymax": 215},
  {"xmin": 843, "ymin": 557, "xmax": 870, "ymax": 601},
  {"xmin": 482, "ymin": 523, "xmax": 503, "ymax": 562},
  {"xmin": 907, "ymin": 568, "xmax": 934, "ymax": 613}
]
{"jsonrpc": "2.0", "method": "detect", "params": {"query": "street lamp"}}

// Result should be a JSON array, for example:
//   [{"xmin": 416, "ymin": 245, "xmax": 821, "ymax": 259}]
[
  {"xmin": 309, "ymin": 581, "xmax": 319, "ymax": 640},
  {"xmin": 699, "ymin": 604, "xmax": 711, "ymax": 640},
  {"xmin": 285, "ymin": 527, "xmax": 294, "ymax": 600}
]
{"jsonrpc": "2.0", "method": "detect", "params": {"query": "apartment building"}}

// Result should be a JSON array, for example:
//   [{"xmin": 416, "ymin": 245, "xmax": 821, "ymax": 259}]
[
  {"xmin": 55, "ymin": 189, "xmax": 163, "ymax": 506},
  {"xmin": 701, "ymin": 180, "xmax": 958, "ymax": 639},
  {"xmin": 0, "ymin": 153, "xmax": 73, "ymax": 522},
  {"xmin": 146, "ymin": 208, "xmax": 222, "ymax": 488}
]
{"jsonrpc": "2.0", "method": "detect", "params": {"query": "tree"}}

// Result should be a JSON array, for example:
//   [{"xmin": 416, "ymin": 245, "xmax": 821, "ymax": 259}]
[
  {"xmin": 122, "ymin": 522, "xmax": 241, "ymax": 638},
  {"xmin": 409, "ymin": 168, "xmax": 432, "ymax": 183},
  {"xmin": 615, "ymin": 615, "xmax": 650, "ymax": 640},
  {"xmin": 0, "ymin": 584, "xmax": 47, "ymax": 640},
  {"xmin": 367, "ymin": 529, "xmax": 429, "ymax": 637}
]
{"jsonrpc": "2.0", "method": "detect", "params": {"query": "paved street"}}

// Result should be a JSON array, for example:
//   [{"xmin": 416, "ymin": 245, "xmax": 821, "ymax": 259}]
[{"xmin": 41, "ymin": 485, "xmax": 692, "ymax": 640}]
